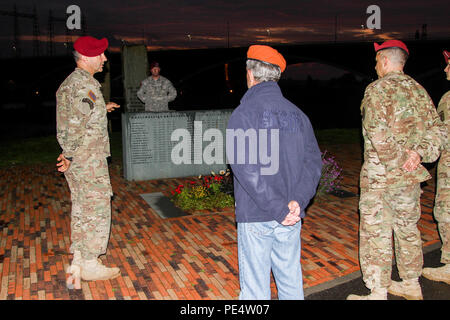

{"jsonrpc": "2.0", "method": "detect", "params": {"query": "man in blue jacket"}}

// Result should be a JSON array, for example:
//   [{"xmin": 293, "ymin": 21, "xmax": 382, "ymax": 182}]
[{"xmin": 226, "ymin": 45, "xmax": 322, "ymax": 300}]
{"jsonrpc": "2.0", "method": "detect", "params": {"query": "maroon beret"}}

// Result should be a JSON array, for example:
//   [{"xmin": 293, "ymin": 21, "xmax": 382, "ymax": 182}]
[
  {"xmin": 374, "ymin": 40, "xmax": 409, "ymax": 55},
  {"xmin": 150, "ymin": 61, "xmax": 160, "ymax": 69},
  {"xmin": 74, "ymin": 36, "xmax": 108, "ymax": 57},
  {"xmin": 444, "ymin": 50, "xmax": 449, "ymax": 64}
]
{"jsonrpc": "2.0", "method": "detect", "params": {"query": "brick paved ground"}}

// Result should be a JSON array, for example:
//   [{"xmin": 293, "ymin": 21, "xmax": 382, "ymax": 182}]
[{"xmin": 0, "ymin": 143, "xmax": 440, "ymax": 300}]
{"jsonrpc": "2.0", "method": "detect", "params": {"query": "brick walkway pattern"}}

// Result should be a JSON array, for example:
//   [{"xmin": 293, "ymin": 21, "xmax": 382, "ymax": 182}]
[{"xmin": 0, "ymin": 143, "xmax": 440, "ymax": 300}]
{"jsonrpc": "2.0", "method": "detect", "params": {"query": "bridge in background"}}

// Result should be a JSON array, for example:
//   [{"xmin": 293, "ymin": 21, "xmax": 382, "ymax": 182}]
[
  {"xmin": 146, "ymin": 38, "xmax": 450, "ymax": 82},
  {"xmin": 1, "ymin": 38, "xmax": 449, "ymax": 106}
]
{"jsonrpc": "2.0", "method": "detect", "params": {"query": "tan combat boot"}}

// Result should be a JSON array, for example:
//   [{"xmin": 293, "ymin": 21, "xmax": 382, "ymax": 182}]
[
  {"xmin": 422, "ymin": 264, "xmax": 450, "ymax": 285},
  {"xmin": 388, "ymin": 278, "xmax": 423, "ymax": 300},
  {"xmin": 346, "ymin": 287, "xmax": 387, "ymax": 300},
  {"xmin": 80, "ymin": 258, "xmax": 121, "ymax": 281}
]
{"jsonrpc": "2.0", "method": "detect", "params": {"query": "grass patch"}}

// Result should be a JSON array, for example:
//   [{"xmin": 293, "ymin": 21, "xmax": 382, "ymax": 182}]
[
  {"xmin": 0, "ymin": 128, "xmax": 359, "ymax": 169},
  {"xmin": 314, "ymin": 128, "xmax": 361, "ymax": 145},
  {"xmin": 109, "ymin": 131, "xmax": 123, "ymax": 162},
  {"xmin": 0, "ymin": 131, "xmax": 123, "ymax": 169},
  {"xmin": 0, "ymin": 135, "xmax": 61, "ymax": 167}
]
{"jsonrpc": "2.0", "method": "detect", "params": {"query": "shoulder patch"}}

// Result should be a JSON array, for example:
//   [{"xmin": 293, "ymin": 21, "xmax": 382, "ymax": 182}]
[{"xmin": 88, "ymin": 90, "xmax": 97, "ymax": 102}]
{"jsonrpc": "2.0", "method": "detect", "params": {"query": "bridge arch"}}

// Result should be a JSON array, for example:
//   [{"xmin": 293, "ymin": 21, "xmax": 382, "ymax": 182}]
[
  {"xmin": 175, "ymin": 54, "xmax": 373, "ymax": 86},
  {"xmin": 283, "ymin": 54, "xmax": 373, "ymax": 80}
]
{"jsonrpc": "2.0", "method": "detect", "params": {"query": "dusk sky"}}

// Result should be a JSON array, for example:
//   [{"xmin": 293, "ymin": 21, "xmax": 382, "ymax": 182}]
[
  {"xmin": 1, "ymin": 0, "xmax": 449, "ymax": 57},
  {"xmin": 0, "ymin": 0, "xmax": 448, "ymax": 79}
]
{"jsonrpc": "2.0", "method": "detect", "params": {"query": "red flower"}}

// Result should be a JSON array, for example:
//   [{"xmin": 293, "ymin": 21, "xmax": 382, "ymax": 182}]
[{"xmin": 174, "ymin": 184, "xmax": 184, "ymax": 194}]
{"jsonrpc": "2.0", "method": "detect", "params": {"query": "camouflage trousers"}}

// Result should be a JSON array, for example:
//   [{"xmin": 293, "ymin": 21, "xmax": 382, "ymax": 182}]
[
  {"xmin": 64, "ymin": 155, "xmax": 113, "ymax": 260},
  {"xmin": 359, "ymin": 184, "xmax": 423, "ymax": 289},
  {"xmin": 434, "ymin": 151, "xmax": 450, "ymax": 264}
]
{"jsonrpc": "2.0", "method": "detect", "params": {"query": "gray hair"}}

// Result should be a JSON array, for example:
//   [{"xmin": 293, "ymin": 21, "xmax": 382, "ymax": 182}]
[
  {"xmin": 378, "ymin": 47, "xmax": 408, "ymax": 66},
  {"xmin": 73, "ymin": 50, "xmax": 82, "ymax": 62},
  {"xmin": 246, "ymin": 59, "xmax": 281, "ymax": 82}
]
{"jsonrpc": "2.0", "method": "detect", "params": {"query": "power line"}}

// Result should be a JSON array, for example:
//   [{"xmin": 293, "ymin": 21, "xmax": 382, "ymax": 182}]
[{"xmin": 0, "ymin": 4, "xmax": 40, "ymax": 57}]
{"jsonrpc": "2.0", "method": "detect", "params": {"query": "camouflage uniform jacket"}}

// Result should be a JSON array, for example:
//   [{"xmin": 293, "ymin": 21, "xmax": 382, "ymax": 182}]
[
  {"xmin": 360, "ymin": 70, "xmax": 445, "ymax": 189},
  {"xmin": 56, "ymin": 68, "xmax": 110, "ymax": 159},
  {"xmin": 137, "ymin": 75, "xmax": 177, "ymax": 112},
  {"xmin": 437, "ymin": 90, "xmax": 450, "ymax": 184},
  {"xmin": 437, "ymin": 91, "xmax": 450, "ymax": 149}
]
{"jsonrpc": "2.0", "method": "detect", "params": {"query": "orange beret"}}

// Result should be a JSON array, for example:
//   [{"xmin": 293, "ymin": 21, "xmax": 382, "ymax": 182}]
[{"xmin": 247, "ymin": 45, "xmax": 286, "ymax": 72}]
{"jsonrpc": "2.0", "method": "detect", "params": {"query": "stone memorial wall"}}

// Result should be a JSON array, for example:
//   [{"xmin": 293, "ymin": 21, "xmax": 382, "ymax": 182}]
[
  {"xmin": 120, "ymin": 44, "xmax": 233, "ymax": 180},
  {"xmin": 121, "ymin": 44, "xmax": 148, "ymax": 112},
  {"xmin": 122, "ymin": 110, "xmax": 233, "ymax": 181}
]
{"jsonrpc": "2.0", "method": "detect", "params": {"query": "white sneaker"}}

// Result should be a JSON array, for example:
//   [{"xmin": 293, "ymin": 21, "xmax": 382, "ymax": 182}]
[
  {"xmin": 66, "ymin": 250, "xmax": 82, "ymax": 289},
  {"xmin": 66, "ymin": 264, "xmax": 81, "ymax": 290}
]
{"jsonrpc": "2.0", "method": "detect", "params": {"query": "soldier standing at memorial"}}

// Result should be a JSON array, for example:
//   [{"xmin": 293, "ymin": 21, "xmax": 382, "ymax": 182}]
[
  {"xmin": 422, "ymin": 50, "xmax": 450, "ymax": 285},
  {"xmin": 137, "ymin": 61, "xmax": 177, "ymax": 112},
  {"xmin": 55, "ymin": 36, "xmax": 121, "ymax": 289},
  {"xmin": 347, "ymin": 40, "xmax": 445, "ymax": 300}
]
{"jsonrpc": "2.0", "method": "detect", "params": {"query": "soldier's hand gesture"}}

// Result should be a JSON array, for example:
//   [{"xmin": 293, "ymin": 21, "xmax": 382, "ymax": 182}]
[
  {"xmin": 106, "ymin": 102, "xmax": 120, "ymax": 113},
  {"xmin": 56, "ymin": 153, "xmax": 71, "ymax": 173}
]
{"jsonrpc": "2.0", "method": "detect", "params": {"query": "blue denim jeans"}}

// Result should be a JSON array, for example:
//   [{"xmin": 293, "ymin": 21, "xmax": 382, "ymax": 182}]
[{"xmin": 237, "ymin": 220, "xmax": 304, "ymax": 300}]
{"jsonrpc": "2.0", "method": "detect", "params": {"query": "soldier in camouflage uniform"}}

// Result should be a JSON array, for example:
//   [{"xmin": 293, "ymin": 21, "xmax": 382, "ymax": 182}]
[
  {"xmin": 347, "ymin": 40, "xmax": 445, "ymax": 300},
  {"xmin": 137, "ymin": 61, "xmax": 177, "ymax": 112},
  {"xmin": 422, "ymin": 50, "xmax": 450, "ymax": 285},
  {"xmin": 55, "ymin": 36, "xmax": 121, "ymax": 289}
]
